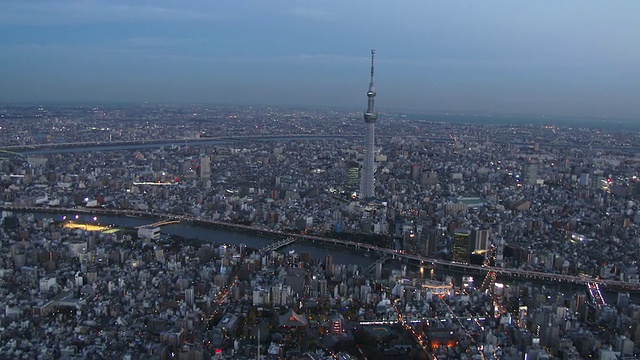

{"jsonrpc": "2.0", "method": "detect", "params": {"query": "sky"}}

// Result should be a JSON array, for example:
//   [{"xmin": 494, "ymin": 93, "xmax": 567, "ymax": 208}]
[{"xmin": 0, "ymin": 0, "xmax": 639, "ymax": 119}]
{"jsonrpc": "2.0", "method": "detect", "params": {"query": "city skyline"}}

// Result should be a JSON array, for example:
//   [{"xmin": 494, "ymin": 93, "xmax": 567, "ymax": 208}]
[
  {"xmin": 1, "ymin": 1, "xmax": 639, "ymax": 119},
  {"xmin": 3, "ymin": 101, "xmax": 640, "ymax": 358}
]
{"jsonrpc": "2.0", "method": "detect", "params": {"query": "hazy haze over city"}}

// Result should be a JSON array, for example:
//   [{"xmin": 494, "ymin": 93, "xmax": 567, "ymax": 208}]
[{"xmin": 1, "ymin": 0, "xmax": 639, "ymax": 119}]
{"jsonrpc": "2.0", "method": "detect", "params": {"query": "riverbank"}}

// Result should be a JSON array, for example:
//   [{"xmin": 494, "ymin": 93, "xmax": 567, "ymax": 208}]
[
  {"xmin": 4, "ymin": 206, "xmax": 379, "ymax": 269},
  {"xmin": 1, "ymin": 205, "xmax": 389, "ymax": 250},
  {"xmin": 2, "ymin": 205, "xmax": 287, "ymax": 239},
  {"xmin": 5, "ymin": 206, "xmax": 640, "ymax": 296}
]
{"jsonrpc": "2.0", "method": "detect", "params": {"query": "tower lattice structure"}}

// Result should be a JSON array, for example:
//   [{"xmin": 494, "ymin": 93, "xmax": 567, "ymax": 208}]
[{"xmin": 360, "ymin": 49, "xmax": 377, "ymax": 199}]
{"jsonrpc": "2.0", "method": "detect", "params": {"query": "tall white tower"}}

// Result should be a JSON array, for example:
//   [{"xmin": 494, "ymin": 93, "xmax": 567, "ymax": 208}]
[{"xmin": 360, "ymin": 49, "xmax": 377, "ymax": 199}]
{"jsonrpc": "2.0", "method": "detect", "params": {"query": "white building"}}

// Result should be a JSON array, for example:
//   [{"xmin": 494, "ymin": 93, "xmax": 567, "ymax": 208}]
[
  {"xmin": 39, "ymin": 277, "xmax": 58, "ymax": 293},
  {"xmin": 138, "ymin": 226, "xmax": 160, "ymax": 240},
  {"xmin": 68, "ymin": 241, "xmax": 87, "ymax": 257}
]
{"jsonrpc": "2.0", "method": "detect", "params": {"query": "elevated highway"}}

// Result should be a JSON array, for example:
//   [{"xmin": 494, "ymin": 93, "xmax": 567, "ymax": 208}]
[
  {"xmin": 5, "ymin": 133, "xmax": 640, "ymax": 155},
  {"xmin": 264, "ymin": 232, "xmax": 640, "ymax": 292}
]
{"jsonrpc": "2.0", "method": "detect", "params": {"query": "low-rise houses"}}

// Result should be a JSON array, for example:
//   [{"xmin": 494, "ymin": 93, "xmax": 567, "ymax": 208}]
[{"xmin": 3, "ymin": 105, "xmax": 640, "ymax": 357}]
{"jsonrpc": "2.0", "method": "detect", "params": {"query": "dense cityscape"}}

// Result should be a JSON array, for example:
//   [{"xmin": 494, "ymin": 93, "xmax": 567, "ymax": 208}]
[
  {"xmin": 1, "ymin": 101, "xmax": 640, "ymax": 359},
  {"xmin": 3, "ymin": 0, "xmax": 640, "ymax": 358}
]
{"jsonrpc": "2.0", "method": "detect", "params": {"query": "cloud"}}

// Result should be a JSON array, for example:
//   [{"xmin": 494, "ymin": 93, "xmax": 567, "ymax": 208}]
[
  {"xmin": 287, "ymin": 7, "xmax": 334, "ymax": 21},
  {"xmin": 123, "ymin": 37, "xmax": 199, "ymax": 49},
  {"xmin": 294, "ymin": 53, "xmax": 363, "ymax": 63},
  {"xmin": 0, "ymin": 1, "xmax": 219, "ymax": 25}
]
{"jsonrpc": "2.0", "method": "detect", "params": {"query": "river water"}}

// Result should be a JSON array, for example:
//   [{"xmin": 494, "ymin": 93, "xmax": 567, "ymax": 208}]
[{"xmin": 32, "ymin": 211, "xmax": 377, "ymax": 269}]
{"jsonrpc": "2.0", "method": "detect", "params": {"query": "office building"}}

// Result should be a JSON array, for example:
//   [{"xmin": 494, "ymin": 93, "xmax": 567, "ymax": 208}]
[{"xmin": 452, "ymin": 229, "xmax": 471, "ymax": 263}]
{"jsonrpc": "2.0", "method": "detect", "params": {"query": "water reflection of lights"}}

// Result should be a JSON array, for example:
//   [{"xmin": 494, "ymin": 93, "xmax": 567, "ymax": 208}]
[{"xmin": 62, "ymin": 221, "xmax": 110, "ymax": 232}]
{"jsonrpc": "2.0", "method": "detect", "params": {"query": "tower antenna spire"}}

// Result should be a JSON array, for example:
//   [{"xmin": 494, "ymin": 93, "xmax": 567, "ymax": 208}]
[{"xmin": 370, "ymin": 49, "xmax": 375, "ymax": 82}]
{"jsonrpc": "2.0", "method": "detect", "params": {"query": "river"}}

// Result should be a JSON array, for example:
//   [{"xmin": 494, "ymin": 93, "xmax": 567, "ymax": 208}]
[
  {"xmin": 24, "ymin": 210, "xmax": 635, "ymax": 303},
  {"xmin": 31, "ymin": 211, "xmax": 377, "ymax": 269}
]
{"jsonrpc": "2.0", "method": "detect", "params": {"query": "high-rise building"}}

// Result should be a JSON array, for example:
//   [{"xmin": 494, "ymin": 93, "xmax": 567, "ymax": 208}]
[
  {"xmin": 199, "ymin": 154, "xmax": 211, "ymax": 179},
  {"xmin": 318, "ymin": 279, "xmax": 328, "ymax": 298},
  {"xmin": 411, "ymin": 164, "xmax": 420, "ymax": 182},
  {"xmin": 617, "ymin": 292, "xmax": 630, "ymax": 310},
  {"xmin": 360, "ymin": 49, "xmax": 377, "ymax": 199},
  {"xmin": 325, "ymin": 254, "xmax": 333, "ymax": 276},
  {"xmin": 452, "ymin": 229, "xmax": 471, "ymax": 263},
  {"xmin": 185, "ymin": 288, "xmax": 194, "ymax": 307},
  {"xmin": 525, "ymin": 162, "xmax": 538, "ymax": 186},
  {"xmin": 472, "ymin": 229, "xmax": 491, "ymax": 252},
  {"xmin": 425, "ymin": 229, "xmax": 439, "ymax": 257},
  {"xmin": 345, "ymin": 161, "xmax": 360, "ymax": 192}
]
